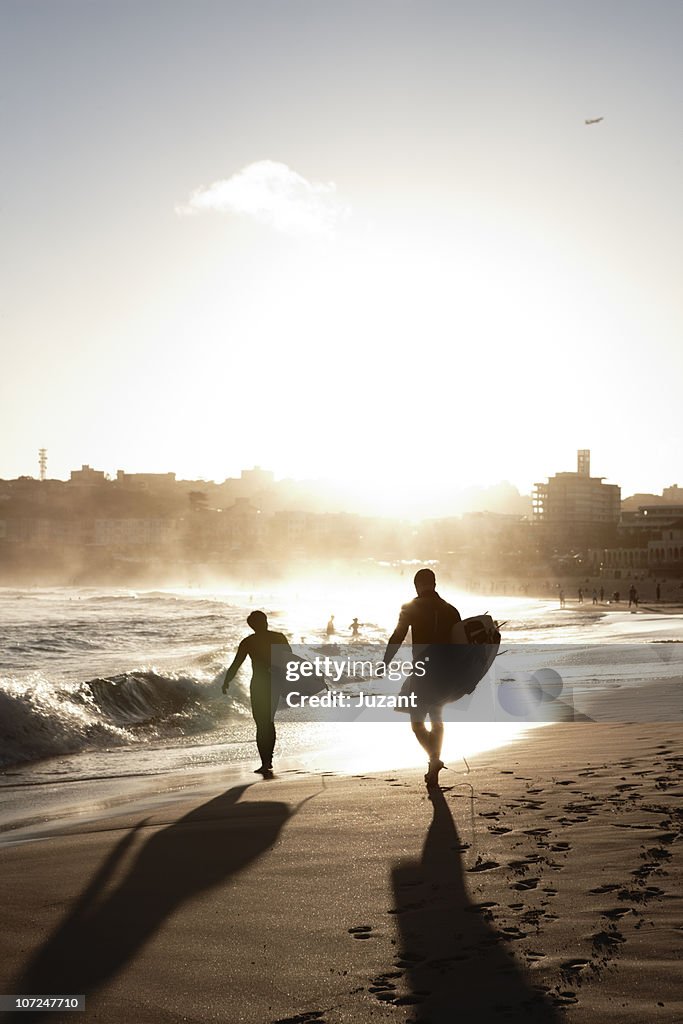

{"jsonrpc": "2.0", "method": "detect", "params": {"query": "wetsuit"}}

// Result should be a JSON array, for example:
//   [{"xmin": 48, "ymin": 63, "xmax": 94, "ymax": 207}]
[
  {"xmin": 384, "ymin": 591, "xmax": 461, "ymax": 719},
  {"xmin": 224, "ymin": 629, "xmax": 290, "ymax": 767}
]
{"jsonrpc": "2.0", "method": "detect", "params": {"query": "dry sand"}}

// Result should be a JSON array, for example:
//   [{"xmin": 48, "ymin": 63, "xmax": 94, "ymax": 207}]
[{"xmin": 0, "ymin": 723, "xmax": 681, "ymax": 1024}]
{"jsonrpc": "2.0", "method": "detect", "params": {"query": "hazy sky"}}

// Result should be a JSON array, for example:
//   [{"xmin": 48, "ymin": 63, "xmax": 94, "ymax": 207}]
[{"xmin": 2, "ymin": 1, "xmax": 682, "ymax": 510}]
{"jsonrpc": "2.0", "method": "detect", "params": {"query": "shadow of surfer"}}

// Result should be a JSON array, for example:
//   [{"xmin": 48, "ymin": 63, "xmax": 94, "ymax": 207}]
[
  {"xmin": 386, "ymin": 788, "xmax": 561, "ymax": 1022},
  {"xmin": 8, "ymin": 785, "xmax": 290, "ymax": 1022}
]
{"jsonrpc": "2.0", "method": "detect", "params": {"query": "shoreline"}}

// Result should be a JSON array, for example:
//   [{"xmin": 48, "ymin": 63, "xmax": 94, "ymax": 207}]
[{"xmin": 1, "ymin": 723, "xmax": 681, "ymax": 1023}]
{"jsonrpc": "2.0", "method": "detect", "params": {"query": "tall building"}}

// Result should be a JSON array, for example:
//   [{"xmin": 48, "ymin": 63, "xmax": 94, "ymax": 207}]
[{"xmin": 533, "ymin": 450, "xmax": 620, "ymax": 526}]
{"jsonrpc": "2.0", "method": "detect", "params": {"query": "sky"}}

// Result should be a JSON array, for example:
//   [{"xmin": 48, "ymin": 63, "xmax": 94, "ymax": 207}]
[{"xmin": 2, "ymin": 0, "xmax": 682, "ymax": 512}]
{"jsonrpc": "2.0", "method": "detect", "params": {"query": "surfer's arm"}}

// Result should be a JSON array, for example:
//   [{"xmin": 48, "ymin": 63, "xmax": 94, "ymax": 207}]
[
  {"xmin": 222, "ymin": 640, "xmax": 248, "ymax": 693},
  {"xmin": 383, "ymin": 608, "xmax": 410, "ymax": 665}
]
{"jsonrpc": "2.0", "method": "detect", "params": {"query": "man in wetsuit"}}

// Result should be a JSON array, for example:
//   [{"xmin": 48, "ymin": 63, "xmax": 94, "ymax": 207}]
[
  {"xmin": 382, "ymin": 568, "xmax": 461, "ymax": 788},
  {"xmin": 222, "ymin": 610, "xmax": 291, "ymax": 775}
]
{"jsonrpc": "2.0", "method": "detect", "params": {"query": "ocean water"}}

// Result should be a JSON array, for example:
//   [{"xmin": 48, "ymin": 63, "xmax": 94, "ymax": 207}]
[{"xmin": 1, "ymin": 581, "xmax": 680, "ymax": 793}]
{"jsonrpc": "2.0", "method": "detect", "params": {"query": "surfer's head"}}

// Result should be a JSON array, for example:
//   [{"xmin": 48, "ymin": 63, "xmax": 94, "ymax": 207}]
[
  {"xmin": 247, "ymin": 610, "xmax": 268, "ymax": 632},
  {"xmin": 414, "ymin": 568, "xmax": 436, "ymax": 595}
]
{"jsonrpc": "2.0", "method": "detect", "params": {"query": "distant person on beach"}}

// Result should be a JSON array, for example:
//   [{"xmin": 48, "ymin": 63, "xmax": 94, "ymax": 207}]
[
  {"xmin": 222, "ymin": 611, "xmax": 290, "ymax": 776},
  {"xmin": 382, "ymin": 568, "xmax": 461, "ymax": 789},
  {"xmin": 578, "ymin": 588, "xmax": 584, "ymax": 604},
  {"xmin": 349, "ymin": 617, "xmax": 360, "ymax": 637},
  {"xmin": 656, "ymin": 583, "xmax": 661, "ymax": 601},
  {"xmin": 592, "ymin": 588, "xmax": 598, "ymax": 605},
  {"xmin": 559, "ymin": 589, "xmax": 566, "ymax": 608},
  {"xmin": 599, "ymin": 586, "xmax": 604, "ymax": 602},
  {"xmin": 326, "ymin": 615, "xmax": 335, "ymax": 636},
  {"xmin": 629, "ymin": 585, "xmax": 639, "ymax": 608}
]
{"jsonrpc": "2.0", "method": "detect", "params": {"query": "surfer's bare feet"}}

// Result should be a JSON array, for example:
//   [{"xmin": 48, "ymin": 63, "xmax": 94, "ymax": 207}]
[
  {"xmin": 254, "ymin": 764, "xmax": 273, "ymax": 775},
  {"xmin": 424, "ymin": 758, "xmax": 446, "ymax": 788}
]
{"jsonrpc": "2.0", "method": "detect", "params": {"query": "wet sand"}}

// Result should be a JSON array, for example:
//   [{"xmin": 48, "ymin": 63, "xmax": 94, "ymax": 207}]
[{"xmin": 0, "ymin": 722, "xmax": 681, "ymax": 1024}]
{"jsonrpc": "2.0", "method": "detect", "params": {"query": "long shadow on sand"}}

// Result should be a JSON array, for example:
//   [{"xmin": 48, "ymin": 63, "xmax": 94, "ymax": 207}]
[
  {"xmin": 10, "ymin": 784, "xmax": 290, "ymax": 1020},
  {"xmin": 387, "ymin": 787, "xmax": 561, "ymax": 1023}
]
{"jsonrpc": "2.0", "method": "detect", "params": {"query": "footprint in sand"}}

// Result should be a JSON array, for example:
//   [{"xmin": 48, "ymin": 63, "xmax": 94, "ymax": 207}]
[
  {"xmin": 467, "ymin": 858, "xmax": 500, "ymax": 873},
  {"xmin": 656, "ymin": 832, "xmax": 679, "ymax": 845},
  {"xmin": 560, "ymin": 959, "xmax": 591, "ymax": 973},
  {"xmin": 348, "ymin": 925, "xmax": 375, "ymax": 939},
  {"xmin": 617, "ymin": 885, "xmax": 666, "ymax": 904},
  {"xmin": 508, "ymin": 856, "xmax": 542, "ymax": 872},
  {"xmin": 601, "ymin": 907, "xmax": 631, "ymax": 920},
  {"xmin": 549, "ymin": 989, "xmax": 579, "ymax": 1006},
  {"xmin": 466, "ymin": 901, "xmax": 499, "ymax": 914},
  {"xmin": 369, "ymin": 979, "xmax": 398, "ymax": 995},
  {"xmin": 592, "ymin": 929, "xmax": 626, "ymax": 952},
  {"xmin": 368, "ymin": 968, "xmax": 403, "ymax": 1001},
  {"xmin": 510, "ymin": 877, "xmax": 540, "ymax": 891},
  {"xmin": 645, "ymin": 845, "xmax": 673, "ymax": 861},
  {"xmin": 521, "ymin": 907, "xmax": 545, "ymax": 927}
]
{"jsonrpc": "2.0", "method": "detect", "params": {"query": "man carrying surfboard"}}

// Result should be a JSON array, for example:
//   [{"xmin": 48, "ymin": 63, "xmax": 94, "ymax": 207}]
[{"xmin": 382, "ymin": 568, "xmax": 461, "ymax": 788}]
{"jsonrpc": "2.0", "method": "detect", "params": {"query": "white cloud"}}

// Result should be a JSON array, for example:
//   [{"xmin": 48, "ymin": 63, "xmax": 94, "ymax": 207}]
[{"xmin": 177, "ymin": 160, "xmax": 348, "ymax": 236}]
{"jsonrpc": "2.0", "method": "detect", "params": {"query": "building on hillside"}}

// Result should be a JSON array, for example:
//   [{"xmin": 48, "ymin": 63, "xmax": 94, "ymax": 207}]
[
  {"xmin": 239, "ymin": 466, "xmax": 274, "ymax": 491},
  {"xmin": 662, "ymin": 484, "xmax": 683, "ymax": 503},
  {"xmin": 622, "ymin": 484, "xmax": 683, "ymax": 511},
  {"xmin": 115, "ymin": 470, "xmax": 176, "ymax": 489},
  {"xmin": 69, "ymin": 465, "xmax": 106, "ymax": 486}
]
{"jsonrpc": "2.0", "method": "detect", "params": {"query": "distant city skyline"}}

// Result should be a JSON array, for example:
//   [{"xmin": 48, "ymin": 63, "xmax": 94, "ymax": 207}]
[
  {"xmin": 3, "ymin": 447, "xmax": 681, "ymax": 519},
  {"xmin": 2, "ymin": 2, "xmax": 682, "ymax": 510},
  {"xmin": 3, "ymin": 445, "xmax": 679, "ymax": 499}
]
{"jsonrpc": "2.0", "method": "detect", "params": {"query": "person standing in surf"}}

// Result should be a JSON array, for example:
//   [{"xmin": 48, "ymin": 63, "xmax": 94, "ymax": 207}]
[
  {"xmin": 222, "ymin": 610, "xmax": 291, "ymax": 776},
  {"xmin": 382, "ymin": 568, "xmax": 461, "ymax": 788}
]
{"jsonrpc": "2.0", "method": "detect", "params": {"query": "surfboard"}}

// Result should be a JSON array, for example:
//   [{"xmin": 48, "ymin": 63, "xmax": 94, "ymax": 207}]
[{"xmin": 428, "ymin": 614, "xmax": 501, "ymax": 705}]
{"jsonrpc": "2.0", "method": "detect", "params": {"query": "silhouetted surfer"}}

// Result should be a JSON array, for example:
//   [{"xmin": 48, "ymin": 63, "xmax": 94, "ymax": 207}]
[
  {"xmin": 382, "ymin": 568, "xmax": 461, "ymax": 788},
  {"xmin": 222, "ymin": 611, "xmax": 290, "ymax": 775}
]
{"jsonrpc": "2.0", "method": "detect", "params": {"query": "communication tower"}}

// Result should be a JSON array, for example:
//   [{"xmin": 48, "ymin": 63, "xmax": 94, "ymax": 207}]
[{"xmin": 38, "ymin": 448, "xmax": 47, "ymax": 481}]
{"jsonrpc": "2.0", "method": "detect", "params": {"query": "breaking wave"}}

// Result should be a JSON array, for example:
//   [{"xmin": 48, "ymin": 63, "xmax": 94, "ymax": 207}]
[{"xmin": 0, "ymin": 669, "xmax": 248, "ymax": 768}]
